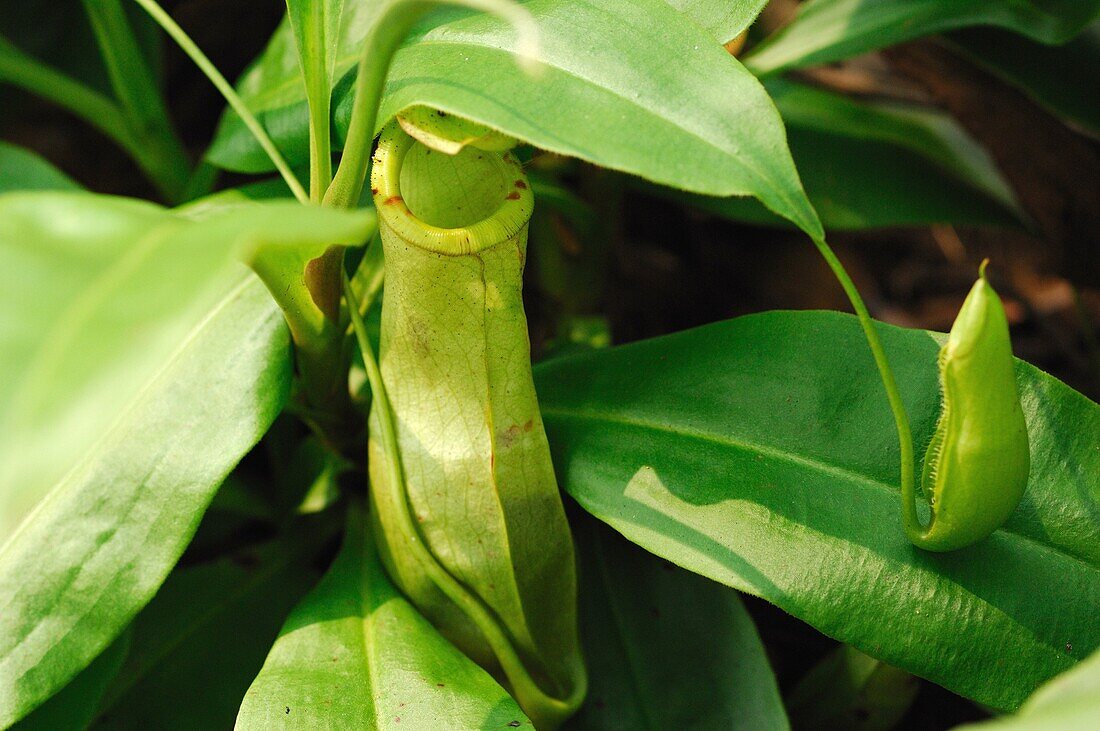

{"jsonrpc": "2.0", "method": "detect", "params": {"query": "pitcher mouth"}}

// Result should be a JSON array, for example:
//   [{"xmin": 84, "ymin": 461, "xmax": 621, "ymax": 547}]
[{"xmin": 370, "ymin": 119, "xmax": 534, "ymax": 256}]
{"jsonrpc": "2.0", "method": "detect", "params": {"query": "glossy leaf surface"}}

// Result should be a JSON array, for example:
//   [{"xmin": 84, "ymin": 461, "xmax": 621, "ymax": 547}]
[
  {"xmin": 746, "ymin": 0, "xmax": 1100, "ymax": 76},
  {"xmin": 665, "ymin": 0, "xmax": 767, "ymax": 43},
  {"xmin": 534, "ymin": 310, "xmax": 1100, "ymax": 712},
  {"xmin": 668, "ymin": 80, "xmax": 1024, "ymax": 230},
  {"xmin": 0, "ymin": 194, "xmax": 368, "ymax": 538},
  {"xmin": 0, "ymin": 193, "xmax": 371, "ymax": 726},
  {"xmin": 208, "ymin": 0, "xmax": 822, "ymax": 238},
  {"xmin": 570, "ymin": 518, "xmax": 788, "ymax": 730},
  {"xmin": 236, "ymin": 509, "xmax": 529, "ymax": 729}
]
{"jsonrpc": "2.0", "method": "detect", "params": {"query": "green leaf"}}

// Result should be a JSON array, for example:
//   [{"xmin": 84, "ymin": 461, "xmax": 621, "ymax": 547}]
[
  {"xmin": 93, "ymin": 516, "xmax": 338, "ymax": 729},
  {"xmin": 0, "ymin": 141, "xmax": 81, "ymax": 193},
  {"xmin": 0, "ymin": 193, "xmax": 369, "ymax": 539},
  {"xmin": 664, "ymin": 0, "xmax": 767, "ymax": 43},
  {"xmin": 668, "ymin": 80, "xmax": 1025, "ymax": 230},
  {"xmin": 0, "ymin": 193, "xmax": 372, "ymax": 726},
  {"xmin": 14, "ymin": 633, "xmax": 131, "ymax": 731},
  {"xmin": 745, "ymin": 0, "xmax": 1100, "ymax": 76},
  {"xmin": 954, "ymin": 647, "xmax": 1100, "ymax": 730},
  {"xmin": 786, "ymin": 645, "xmax": 919, "ymax": 731},
  {"xmin": 946, "ymin": 22, "xmax": 1100, "ymax": 137},
  {"xmin": 284, "ymin": 0, "xmax": 345, "ymax": 197},
  {"xmin": 208, "ymin": 0, "xmax": 823, "ymax": 239},
  {"xmin": 533, "ymin": 310, "xmax": 1099, "ymax": 712},
  {"xmin": 235, "ymin": 507, "xmax": 530, "ymax": 729},
  {"xmin": 570, "ymin": 517, "xmax": 788, "ymax": 730}
]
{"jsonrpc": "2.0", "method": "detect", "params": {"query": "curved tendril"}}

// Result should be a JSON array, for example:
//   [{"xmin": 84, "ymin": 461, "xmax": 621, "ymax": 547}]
[
  {"xmin": 132, "ymin": 0, "xmax": 308, "ymax": 204},
  {"xmin": 323, "ymin": 0, "xmax": 539, "ymax": 209},
  {"xmin": 344, "ymin": 273, "xmax": 586, "ymax": 726},
  {"xmin": 809, "ymin": 236, "xmax": 918, "ymax": 530}
]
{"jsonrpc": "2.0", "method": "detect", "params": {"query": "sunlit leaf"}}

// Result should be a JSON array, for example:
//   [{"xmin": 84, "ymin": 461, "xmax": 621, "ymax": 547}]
[{"xmin": 535, "ymin": 310, "xmax": 1099, "ymax": 713}]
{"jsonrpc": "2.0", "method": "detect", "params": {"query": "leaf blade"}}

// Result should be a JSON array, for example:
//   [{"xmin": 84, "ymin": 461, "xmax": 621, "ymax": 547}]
[
  {"xmin": 745, "ymin": 0, "xmax": 1100, "ymax": 77},
  {"xmin": 208, "ymin": 0, "xmax": 823, "ymax": 239},
  {"xmin": 0, "ymin": 194, "xmax": 372, "ymax": 726},
  {"xmin": 572, "ymin": 517, "xmax": 788, "ymax": 730},
  {"xmin": 0, "ymin": 142, "xmax": 81, "ymax": 193},
  {"xmin": 534, "ymin": 310, "xmax": 1100, "ymax": 712},
  {"xmin": 665, "ymin": 80, "xmax": 1025, "ymax": 230},
  {"xmin": 235, "ymin": 508, "xmax": 530, "ymax": 729}
]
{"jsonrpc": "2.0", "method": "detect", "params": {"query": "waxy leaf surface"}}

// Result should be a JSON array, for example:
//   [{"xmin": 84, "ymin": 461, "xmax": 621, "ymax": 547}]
[
  {"xmin": 208, "ymin": 0, "xmax": 823, "ymax": 238},
  {"xmin": 236, "ymin": 509, "xmax": 529, "ymax": 729},
  {"xmin": 534, "ymin": 310, "xmax": 1100, "ymax": 712}
]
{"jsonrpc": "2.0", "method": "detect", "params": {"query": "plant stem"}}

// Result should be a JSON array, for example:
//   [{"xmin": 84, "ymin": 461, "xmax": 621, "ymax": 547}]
[
  {"xmin": 0, "ymin": 34, "xmax": 183, "ymax": 201},
  {"xmin": 132, "ymin": 0, "xmax": 309, "ymax": 204},
  {"xmin": 810, "ymin": 236, "xmax": 917, "ymax": 523},
  {"xmin": 286, "ymin": 0, "xmax": 336, "ymax": 201},
  {"xmin": 83, "ymin": 0, "xmax": 191, "ymax": 202},
  {"xmin": 323, "ymin": 0, "xmax": 538, "ymax": 209}
]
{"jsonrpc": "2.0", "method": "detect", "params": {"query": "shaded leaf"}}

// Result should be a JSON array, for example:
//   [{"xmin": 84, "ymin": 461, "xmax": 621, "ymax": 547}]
[
  {"xmin": 570, "ymin": 516, "xmax": 788, "ymax": 730},
  {"xmin": 208, "ymin": 0, "xmax": 823, "ymax": 239},
  {"xmin": 946, "ymin": 23, "xmax": 1100, "ymax": 137},
  {"xmin": 235, "ymin": 507, "xmax": 529, "ymax": 729},
  {"xmin": 93, "ymin": 516, "xmax": 338, "ymax": 729},
  {"xmin": 668, "ymin": 80, "xmax": 1024, "ymax": 230},
  {"xmin": 745, "ymin": 0, "xmax": 1100, "ymax": 76},
  {"xmin": 0, "ymin": 141, "xmax": 80, "ymax": 193},
  {"xmin": 786, "ymin": 645, "xmax": 919, "ymax": 731},
  {"xmin": 534, "ymin": 310, "xmax": 1099, "ymax": 712}
]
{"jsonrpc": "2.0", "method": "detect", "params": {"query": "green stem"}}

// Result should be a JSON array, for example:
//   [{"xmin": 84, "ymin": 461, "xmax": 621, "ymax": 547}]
[
  {"xmin": 83, "ymin": 0, "xmax": 191, "ymax": 202},
  {"xmin": 0, "ymin": 34, "xmax": 182, "ymax": 199},
  {"xmin": 292, "ymin": 0, "xmax": 335, "ymax": 202},
  {"xmin": 810, "ymin": 237, "xmax": 917, "ymax": 528},
  {"xmin": 345, "ymin": 272, "xmax": 584, "ymax": 728},
  {"xmin": 132, "ymin": 0, "xmax": 309, "ymax": 204},
  {"xmin": 306, "ymin": 80, "xmax": 333, "ymax": 203},
  {"xmin": 323, "ymin": 0, "xmax": 538, "ymax": 209}
]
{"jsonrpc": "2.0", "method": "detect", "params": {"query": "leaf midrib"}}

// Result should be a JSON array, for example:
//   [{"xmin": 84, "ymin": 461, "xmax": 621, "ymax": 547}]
[
  {"xmin": 0, "ymin": 274, "xmax": 256, "ymax": 561},
  {"xmin": 541, "ymin": 405, "xmax": 1100, "ymax": 574},
  {"xmin": 233, "ymin": 6, "xmax": 811, "ymax": 225}
]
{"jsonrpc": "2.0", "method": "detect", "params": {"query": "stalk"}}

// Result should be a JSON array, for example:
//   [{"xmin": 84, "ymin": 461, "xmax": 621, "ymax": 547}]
[
  {"xmin": 323, "ymin": 0, "xmax": 537, "ymax": 209},
  {"xmin": 83, "ymin": 0, "xmax": 191, "ymax": 202},
  {"xmin": 133, "ymin": 0, "xmax": 308, "ymax": 204}
]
